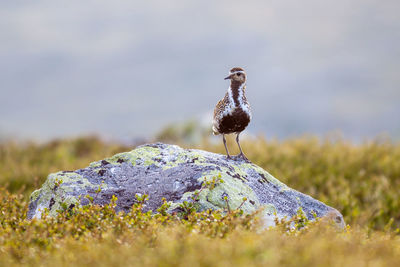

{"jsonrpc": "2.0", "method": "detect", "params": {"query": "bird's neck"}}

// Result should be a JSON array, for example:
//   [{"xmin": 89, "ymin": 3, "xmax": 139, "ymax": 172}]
[{"xmin": 228, "ymin": 81, "xmax": 246, "ymax": 107}]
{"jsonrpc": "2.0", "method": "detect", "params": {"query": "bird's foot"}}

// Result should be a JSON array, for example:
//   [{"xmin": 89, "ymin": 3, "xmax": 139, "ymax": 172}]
[{"xmin": 236, "ymin": 153, "xmax": 249, "ymax": 162}]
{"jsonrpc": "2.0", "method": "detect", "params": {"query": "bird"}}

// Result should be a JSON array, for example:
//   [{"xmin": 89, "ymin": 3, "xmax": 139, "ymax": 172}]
[{"xmin": 213, "ymin": 67, "xmax": 252, "ymax": 160}]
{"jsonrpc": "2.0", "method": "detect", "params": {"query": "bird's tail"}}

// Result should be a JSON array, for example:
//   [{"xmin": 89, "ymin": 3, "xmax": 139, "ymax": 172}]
[{"xmin": 212, "ymin": 125, "xmax": 219, "ymax": 135}]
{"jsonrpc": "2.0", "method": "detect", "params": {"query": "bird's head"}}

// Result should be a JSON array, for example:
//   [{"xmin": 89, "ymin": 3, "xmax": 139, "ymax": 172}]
[{"xmin": 224, "ymin": 67, "xmax": 246, "ymax": 83}]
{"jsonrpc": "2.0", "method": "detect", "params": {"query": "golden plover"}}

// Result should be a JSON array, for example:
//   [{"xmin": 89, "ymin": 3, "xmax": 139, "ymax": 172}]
[{"xmin": 213, "ymin": 67, "xmax": 251, "ymax": 160}]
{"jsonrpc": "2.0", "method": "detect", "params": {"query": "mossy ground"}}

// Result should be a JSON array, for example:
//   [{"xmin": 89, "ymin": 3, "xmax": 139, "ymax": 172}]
[{"xmin": 1, "ymin": 135, "xmax": 399, "ymax": 266}]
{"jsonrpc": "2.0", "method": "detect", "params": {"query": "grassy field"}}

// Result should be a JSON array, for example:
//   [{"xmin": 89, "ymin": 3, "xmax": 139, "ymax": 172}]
[{"xmin": 0, "ymin": 135, "xmax": 399, "ymax": 266}]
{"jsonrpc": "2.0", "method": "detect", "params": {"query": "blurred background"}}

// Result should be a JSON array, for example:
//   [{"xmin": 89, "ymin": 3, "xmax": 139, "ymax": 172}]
[{"xmin": 1, "ymin": 0, "xmax": 399, "ymax": 143}]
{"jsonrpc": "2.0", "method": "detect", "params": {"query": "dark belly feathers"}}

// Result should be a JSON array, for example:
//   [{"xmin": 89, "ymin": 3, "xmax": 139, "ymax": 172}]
[{"xmin": 217, "ymin": 108, "xmax": 250, "ymax": 134}]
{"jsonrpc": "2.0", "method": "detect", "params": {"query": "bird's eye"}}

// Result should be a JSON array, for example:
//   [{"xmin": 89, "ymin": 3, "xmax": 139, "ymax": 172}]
[{"xmin": 236, "ymin": 73, "xmax": 240, "ymax": 76}]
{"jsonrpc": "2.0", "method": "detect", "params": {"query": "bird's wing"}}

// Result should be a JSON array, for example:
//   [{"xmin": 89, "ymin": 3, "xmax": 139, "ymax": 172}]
[
  {"xmin": 212, "ymin": 98, "xmax": 227, "ymax": 135},
  {"xmin": 213, "ymin": 98, "xmax": 225, "ymax": 119}
]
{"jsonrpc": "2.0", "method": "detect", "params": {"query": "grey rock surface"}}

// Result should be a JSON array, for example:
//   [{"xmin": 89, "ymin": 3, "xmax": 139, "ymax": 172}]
[{"xmin": 27, "ymin": 143, "xmax": 345, "ymax": 228}]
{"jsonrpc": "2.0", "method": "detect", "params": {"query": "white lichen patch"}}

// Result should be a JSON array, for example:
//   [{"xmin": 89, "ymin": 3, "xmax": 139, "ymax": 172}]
[{"xmin": 261, "ymin": 207, "xmax": 283, "ymax": 228}]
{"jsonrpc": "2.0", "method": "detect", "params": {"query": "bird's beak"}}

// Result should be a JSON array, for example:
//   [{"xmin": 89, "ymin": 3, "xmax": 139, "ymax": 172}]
[{"xmin": 224, "ymin": 75, "xmax": 231, "ymax": 80}]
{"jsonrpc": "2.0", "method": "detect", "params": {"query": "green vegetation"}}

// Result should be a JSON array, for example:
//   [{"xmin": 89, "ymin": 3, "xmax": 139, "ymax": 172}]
[
  {"xmin": 0, "ymin": 135, "xmax": 399, "ymax": 266},
  {"xmin": 199, "ymin": 135, "xmax": 400, "ymax": 231}
]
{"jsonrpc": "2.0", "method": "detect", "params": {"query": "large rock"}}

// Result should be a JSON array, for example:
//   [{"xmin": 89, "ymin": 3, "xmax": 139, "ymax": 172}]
[{"xmin": 27, "ymin": 143, "xmax": 345, "ymax": 228}]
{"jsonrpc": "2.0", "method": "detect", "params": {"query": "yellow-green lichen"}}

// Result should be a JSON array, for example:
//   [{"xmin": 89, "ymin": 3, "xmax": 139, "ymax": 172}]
[
  {"xmin": 168, "ymin": 170, "xmax": 276, "ymax": 219},
  {"xmin": 30, "ymin": 189, "xmax": 42, "ymax": 202},
  {"xmin": 90, "ymin": 146, "xmax": 162, "ymax": 168},
  {"xmin": 106, "ymin": 152, "xmax": 133, "ymax": 165},
  {"xmin": 161, "ymin": 149, "xmax": 208, "ymax": 170},
  {"xmin": 47, "ymin": 195, "xmax": 79, "ymax": 217},
  {"xmin": 32, "ymin": 171, "xmax": 96, "ymax": 218},
  {"xmin": 89, "ymin": 161, "xmax": 102, "ymax": 168},
  {"xmin": 168, "ymin": 169, "xmax": 262, "ymax": 215},
  {"xmin": 199, "ymin": 171, "xmax": 260, "ymax": 214},
  {"xmin": 52, "ymin": 172, "xmax": 94, "ymax": 191},
  {"xmin": 128, "ymin": 146, "xmax": 161, "ymax": 166}
]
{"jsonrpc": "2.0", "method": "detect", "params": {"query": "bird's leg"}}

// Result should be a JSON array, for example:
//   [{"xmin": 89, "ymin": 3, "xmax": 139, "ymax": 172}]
[
  {"xmin": 236, "ymin": 133, "xmax": 248, "ymax": 161},
  {"xmin": 223, "ymin": 134, "xmax": 231, "ymax": 159}
]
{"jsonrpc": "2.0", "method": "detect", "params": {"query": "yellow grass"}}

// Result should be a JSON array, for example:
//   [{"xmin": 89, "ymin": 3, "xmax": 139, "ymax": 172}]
[{"xmin": 0, "ymin": 135, "xmax": 399, "ymax": 266}]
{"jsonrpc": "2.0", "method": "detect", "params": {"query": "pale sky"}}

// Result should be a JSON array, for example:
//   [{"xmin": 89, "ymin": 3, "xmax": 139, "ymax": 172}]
[{"xmin": 1, "ymin": 0, "xmax": 399, "ymax": 141}]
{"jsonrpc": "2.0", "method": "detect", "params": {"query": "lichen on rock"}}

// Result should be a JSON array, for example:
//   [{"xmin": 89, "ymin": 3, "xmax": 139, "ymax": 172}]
[{"xmin": 27, "ymin": 143, "xmax": 345, "ymax": 228}]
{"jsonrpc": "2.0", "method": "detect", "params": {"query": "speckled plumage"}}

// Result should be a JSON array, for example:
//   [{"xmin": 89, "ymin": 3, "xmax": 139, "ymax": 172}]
[
  {"xmin": 212, "ymin": 67, "xmax": 252, "ymax": 159},
  {"xmin": 212, "ymin": 83, "xmax": 251, "ymax": 134}
]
